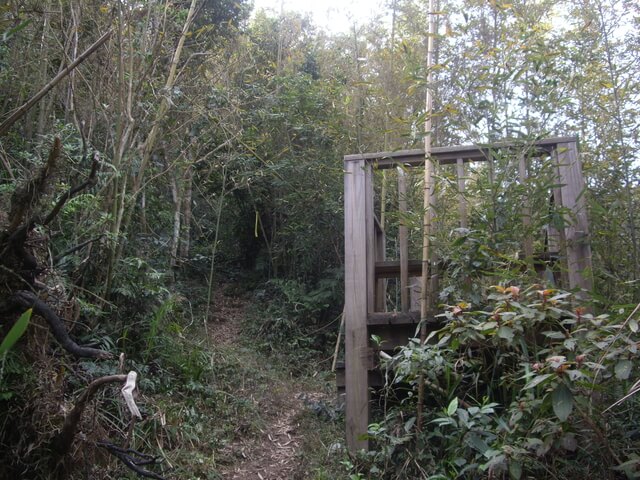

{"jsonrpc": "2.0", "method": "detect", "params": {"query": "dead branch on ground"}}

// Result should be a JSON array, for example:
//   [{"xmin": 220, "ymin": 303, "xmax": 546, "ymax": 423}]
[{"xmin": 97, "ymin": 441, "xmax": 167, "ymax": 480}]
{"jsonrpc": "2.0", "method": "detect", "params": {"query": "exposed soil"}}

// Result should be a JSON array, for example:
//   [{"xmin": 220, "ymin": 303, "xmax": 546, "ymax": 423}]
[
  {"xmin": 222, "ymin": 398, "xmax": 303, "ymax": 480},
  {"xmin": 208, "ymin": 286, "xmax": 326, "ymax": 480}
]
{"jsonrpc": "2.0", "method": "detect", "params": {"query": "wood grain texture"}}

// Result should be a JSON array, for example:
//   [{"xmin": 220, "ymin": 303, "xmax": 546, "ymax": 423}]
[
  {"xmin": 456, "ymin": 158, "xmax": 468, "ymax": 229},
  {"xmin": 344, "ymin": 137, "xmax": 578, "ymax": 167},
  {"xmin": 398, "ymin": 168, "xmax": 409, "ymax": 312},
  {"xmin": 344, "ymin": 159, "xmax": 369, "ymax": 451},
  {"xmin": 556, "ymin": 142, "xmax": 593, "ymax": 295}
]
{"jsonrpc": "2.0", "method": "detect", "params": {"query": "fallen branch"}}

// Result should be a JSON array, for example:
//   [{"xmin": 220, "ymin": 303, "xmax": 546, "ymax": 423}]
[
  {"xmin": 51, "ymin": 374, "xmax": 127, "ymax": 456},
  {"xmin": 97, "ymin": 441, "xmax": 166, "ymax": 480},
  {"xmin": 12, "ymin": 290, "xmax": 112, "ymax": 359},
  {"xmin": 2, "ymin": 139, "xmax": 99, "ymax": 273}
]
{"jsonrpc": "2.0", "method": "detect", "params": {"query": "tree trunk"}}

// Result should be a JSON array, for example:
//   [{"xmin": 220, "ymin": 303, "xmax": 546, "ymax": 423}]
[{"xmin": 179, "ymin": 163, "xmax": 193, "ymax": 260}]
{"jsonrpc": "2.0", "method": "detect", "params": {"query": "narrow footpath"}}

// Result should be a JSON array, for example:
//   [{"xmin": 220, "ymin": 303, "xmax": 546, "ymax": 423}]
[{"xmin": 206, "ymin": 286, "xmax": 340, "ymax": 480}]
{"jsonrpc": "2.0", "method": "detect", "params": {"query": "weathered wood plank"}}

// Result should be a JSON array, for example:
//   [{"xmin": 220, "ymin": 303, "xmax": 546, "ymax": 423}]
[
  {"xmin": 344, "ymin": 159, "xmax": 369, "ymax": 451},
  {"xmin": 366, "ymin": 163, "xmax": 375, "ymax": 314},
  {"xmin": 518, "ymin": 154, "xmax": 534, "ymax": 260},
  {"xmin": 344, "ymin": 137, "xmax": 578, "ymax": 168},
  {"xmin": 375, "ymin": 260, "xmax": 423, "ymax": 278},
  {"xmin": 398, "ymin": 168, "xmax": 410, "ymax": 312},
  {"xmin": 456, "ymin": 158, "xmax": 468, "ymax": 229},
  {"xmin": 367, "ymin": 311, "xmax": 421, "ymax": 325},
  {"xmin": 552, "ymin": 148, "xmax": 570, "ymax": 288},
  {"xmin": 556, "ymin": 142, "xmax": 593, "ymax": 296},
  {"xmin": 375, "ymin": 227, "xmax": 386, "ymax": 312}
]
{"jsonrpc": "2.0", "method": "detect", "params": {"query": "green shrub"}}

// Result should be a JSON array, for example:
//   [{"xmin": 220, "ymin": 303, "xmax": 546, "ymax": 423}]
[{"xmin": 361, "ymin": 286, "xmax": 640, "ymax": 479}]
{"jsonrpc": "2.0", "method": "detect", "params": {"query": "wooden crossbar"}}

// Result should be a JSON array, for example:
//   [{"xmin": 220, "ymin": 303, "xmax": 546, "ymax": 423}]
[{"xmin": 343, "ymin": 136, "xmax": 578, "ymax": 167}]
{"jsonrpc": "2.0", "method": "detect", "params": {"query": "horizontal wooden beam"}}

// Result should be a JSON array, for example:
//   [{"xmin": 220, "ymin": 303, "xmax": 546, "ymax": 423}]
[
  {"xmin": 375, "ymin": 260, "xmax": 423, "ymax": 278},
  {"xmin": 344, "ymin": 137, "xmax": 578, "ymax": 169},
  {"xmin": 368, "ymin": 311, "xmax": 421, "ymax": 325}
]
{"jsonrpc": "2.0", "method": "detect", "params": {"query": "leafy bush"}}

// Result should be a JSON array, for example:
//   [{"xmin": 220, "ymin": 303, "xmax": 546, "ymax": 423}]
[{"xmin": 360, "ymin": 286, "xmax": 640, "ymax": 479}]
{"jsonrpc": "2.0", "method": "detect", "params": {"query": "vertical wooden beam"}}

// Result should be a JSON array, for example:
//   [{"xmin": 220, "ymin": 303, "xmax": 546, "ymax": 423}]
[
  {"xmin": 366, "ymin": 164, "xmax": 376, "ymax": 314},
  {"xmin": 344, "ymin": 158, "xmax": 369, "ymax": 452},
  {"xmin": 375, "ymin": 218, "xmax": 386, "ymax": 312},
  {"xmin": 555, "ymin": 142, "xmax": 593, "ymax": 296},
  {"xmin": 398, "ymin": 168, "xmax": 409, "ymax": 312},
  {"xmin": 518, "ymin": 154, "xmax": 534, "ymax": 261},
  {"xmin": 552, "ymin": 148, "xmax": 570, "ymax": 288},
  {"xmin": 456, "ymin": 158, "xmax": 468, "ymax": 229},
  {"xmin": 410, "ymin": 276, "xmax": 421, "ymax": 311}
]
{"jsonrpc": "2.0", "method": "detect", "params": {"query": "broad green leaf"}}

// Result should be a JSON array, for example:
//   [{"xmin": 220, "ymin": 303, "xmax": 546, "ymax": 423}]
[
  {"xmin": 542, "ymin": 330, "xmax": 565, "ymax": 340},
  {"xmin": 524, "ymin": 373, "xmax": 553, "ymax": 389},
  {"xmin": 563, "ymin": 338, "xmax": 576, "ymax": 351},
  {"xmin": 0, "ymin": 309, "xmax": 32, "ymax": 356},
  {"xmin": 551, "ymin": 382, "xmax": 573, "ymax": 422},
  {"xmin": 498, "ymin": 325, "xmax": 514, "ymax": 342},
  {"xmin": 509, "ymin": 460, "xmax": 522, "ymax": 480},
  {"xmin": 615, "ymin": 360, "xmax": 632, "ymax": 380},
  {"xmin": 447, "ymin": 397, "xmax": 459, "ymax": 416},
  {"xmin": 466, "ymin": 432, "xmax": 489, "ymax": 454}
]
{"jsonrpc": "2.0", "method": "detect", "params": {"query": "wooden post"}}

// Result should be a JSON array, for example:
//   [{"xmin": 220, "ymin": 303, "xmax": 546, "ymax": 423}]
[
  {"xmin": 554, "ymin": 142, "xmax": 593, "ymax": 296},
  {"xmin": 518, "ymin": 153, "xmax": 534, "ymax": 261},
  {"xmin": 552, "ymin": 149, "xmax": 570, "ymax": 288},
  {"xmin": 456, "ymin": 158, "xmax": 468, "ymax": 229},
  {"xmin": 344, "ymin": 158, "xmax": 370, "ymax": 451},
  {"xmin": 366, "ymin": 164, "xmax": 376, "ymax": 314},
  {"xmin": 375, "ymin": 217, "xmax": 386, "ymax": 312},
  {"xmin": 398, "ymin": 168, "xmax": 410, "ymax": 312}
]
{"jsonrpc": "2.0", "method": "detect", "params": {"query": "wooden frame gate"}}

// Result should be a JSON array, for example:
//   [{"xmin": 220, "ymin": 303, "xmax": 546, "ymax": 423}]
[{"xmin": 342, "ymin": 137, "xmax": 593, "ymax": 451}]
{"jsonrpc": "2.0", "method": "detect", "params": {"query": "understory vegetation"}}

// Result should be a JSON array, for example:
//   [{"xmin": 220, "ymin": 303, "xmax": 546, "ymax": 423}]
[
  {"xmin": 1, "ymin": 0, "xmax": 639, "ymax": 478},
  {"xmin": 360, "ymin": 286, "xmax": 640, "ymax": 479}
]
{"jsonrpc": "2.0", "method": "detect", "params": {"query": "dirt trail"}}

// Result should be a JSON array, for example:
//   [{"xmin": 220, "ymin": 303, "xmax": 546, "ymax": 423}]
[{"xmin": 208, "ymin": 286, "xmax": 323, "ymax": 480}]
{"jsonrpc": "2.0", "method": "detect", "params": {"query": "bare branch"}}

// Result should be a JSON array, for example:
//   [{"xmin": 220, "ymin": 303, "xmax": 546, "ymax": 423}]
[
  {"xmin": 12, "ymin": 290, "xmax": 112, "ymax": 359},
  {"xmin": 0, "ymin": 30, "xmax": 112, "ymax": 137},
  {"xmin": 51, "ymin": 374, "xmax": 127, "ymax": 456},
  {"xmin": 97, "ymin": 441, "xmax": 167, "ymax": 480}
]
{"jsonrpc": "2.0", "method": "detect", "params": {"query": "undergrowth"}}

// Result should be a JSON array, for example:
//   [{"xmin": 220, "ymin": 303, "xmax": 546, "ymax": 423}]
[
  {"xmin": 349, "ymin": 285, "xmax": 640, "ymax": 479},
  {"xmin": 243, "ymin": 275, "xmax": 343, "ymax": 374}
]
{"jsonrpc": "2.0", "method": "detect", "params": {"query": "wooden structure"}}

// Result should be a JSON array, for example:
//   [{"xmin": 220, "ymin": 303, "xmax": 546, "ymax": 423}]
[{"xmin": 342, "ymin": 137, "xmax": 592, "ymax": 451}]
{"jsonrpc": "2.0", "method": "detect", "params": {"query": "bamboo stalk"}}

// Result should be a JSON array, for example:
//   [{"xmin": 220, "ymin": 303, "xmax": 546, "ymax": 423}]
[{"xmin": 416, "ymin": 0, "xmax": 438, "ymax": 435}]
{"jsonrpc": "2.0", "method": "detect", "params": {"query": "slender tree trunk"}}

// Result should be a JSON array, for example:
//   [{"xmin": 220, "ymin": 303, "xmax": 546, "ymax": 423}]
[
  {"xmin": 595, "ymin": 0, "xmax": 638, "ymax": 282},
  {"xmin": 179, "ymin": 163, "xmax": 193, "ymax": 260},
  {"xmin": 417, "ymin": 0, "xmax": 437, "ymax": 435},
  {"xmin": 169, "ymin": 172, "xmax": 182, "ymax": 274},
  {"xmin": 205, "ymin": 166, "xmax": 227, "ymax": 324},
  {"xmin": 104, "ymin": 0, "xmax": 197, "ymax": 298},
  {"xmin": 37, "ymin": 5, "xmax": 51, "ymax": 135}
]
